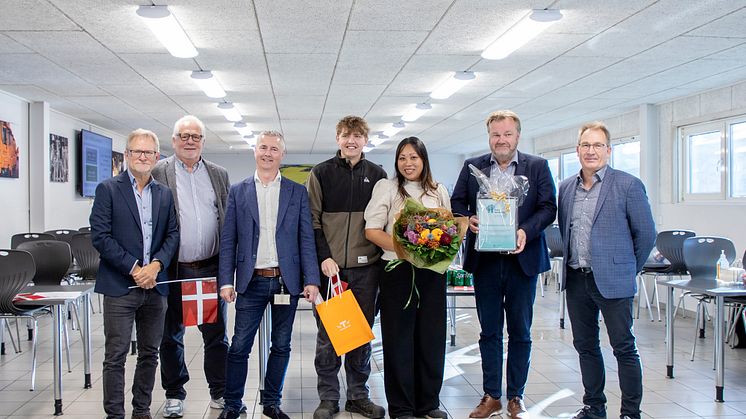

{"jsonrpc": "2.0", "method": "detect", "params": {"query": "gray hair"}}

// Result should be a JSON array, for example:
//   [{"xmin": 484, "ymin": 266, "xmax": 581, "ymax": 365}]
[
  {"xmin": 258, "ymin": 130, "xmax": 286, "ymax": 152},
  {"xmin": 127, "ymin": 128, "xmax": 160, "ymax": 152},
  {"xmin": 172, "ymin": 115, "xmax": 206, "ymax": 140}
]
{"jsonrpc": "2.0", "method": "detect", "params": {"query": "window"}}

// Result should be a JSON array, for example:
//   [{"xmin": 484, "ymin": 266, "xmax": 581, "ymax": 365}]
[
  {"xmin": 680, "ymin": 117, "xmax": 746, "ymax": 201},
  {"xmin": 547, "ymin": 157, "xmax": 559, "ymax": 193},
  {"xmin": 611, "ymin": 140, "xmax": 640, "ymax": 178},
  {"xmin": 561, "ymin": 151, "xmax": 580, "ymax": 181}
]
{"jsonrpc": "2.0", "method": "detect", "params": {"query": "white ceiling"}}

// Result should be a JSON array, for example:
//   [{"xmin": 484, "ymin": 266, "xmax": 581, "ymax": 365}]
[{"xmin": 1, "ymin": 0, "xmax": 746, "ymax": 155}]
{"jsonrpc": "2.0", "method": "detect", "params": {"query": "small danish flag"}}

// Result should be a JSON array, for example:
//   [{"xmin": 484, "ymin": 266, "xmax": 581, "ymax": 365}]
[
  {"xmin": 181, "ymin": 278, "xmax": 218, "ymax": 327},
  {"xmin": 330, "ymin": 274, "xmax": 348, "ymax": 297}
]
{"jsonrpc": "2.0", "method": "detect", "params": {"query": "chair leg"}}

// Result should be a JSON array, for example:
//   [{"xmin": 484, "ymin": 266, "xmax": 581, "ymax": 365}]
[
  {"xmin": 30, "ymin": 319, "xmax": 38, "ymax": 391},
  {"xmin": 3, "ymin": 319, "xmax": 19, "ymax": 354},
  {"xmin": 691, "ymin": 302, "xmax": 702, "ymax": 361},
  {"xmin": 653, "ymin": 279, "xmax": 662, "ymax": 322},
  {"xmin": 62, "ymin": 309, "xmax": 72, "ymax": 373},
  {"xmin": 14, "ymin": 319, "xmax": 22, "ymax": 352},
  {"xmin": 27, "ymin": 318, "xmax": 33, "ymax": 341},
  {"xmin": 640, "ymin": 275, "xmax": 653, "ymax": 321}
]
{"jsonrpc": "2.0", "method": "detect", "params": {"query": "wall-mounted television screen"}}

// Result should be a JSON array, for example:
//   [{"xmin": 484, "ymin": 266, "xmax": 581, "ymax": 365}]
[{"xmin": 77, "ymin": 129, "xmax": 113, "ymax": 198}]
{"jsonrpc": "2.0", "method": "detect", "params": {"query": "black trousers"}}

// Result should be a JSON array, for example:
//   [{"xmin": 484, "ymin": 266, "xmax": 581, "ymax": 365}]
[
  {"xmin": 378, "ymin": 261, "xmax": 446, "ymax": 418},
  {"xmin": 159, "ymin": 258, "xmax": 228, "ymax": 400}
]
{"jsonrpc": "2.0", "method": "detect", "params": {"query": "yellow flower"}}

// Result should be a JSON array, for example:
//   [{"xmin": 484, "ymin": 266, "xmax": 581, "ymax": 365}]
[
  {"xmin": 431, "ymin": 228, "xmax": 443, "ymax": 240},
  {"xmin": 427, "ymin": 218, "xmax": 437, "ymax": 224},
  {"xmin": 420, "ymin": 229, "xmax": 431, "ymax": 239}
]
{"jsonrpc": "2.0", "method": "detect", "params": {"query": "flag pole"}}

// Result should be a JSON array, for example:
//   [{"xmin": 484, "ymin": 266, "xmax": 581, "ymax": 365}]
[{"xmin": 127, "ymin": 276, "xmax": 217, "ymax": 289}]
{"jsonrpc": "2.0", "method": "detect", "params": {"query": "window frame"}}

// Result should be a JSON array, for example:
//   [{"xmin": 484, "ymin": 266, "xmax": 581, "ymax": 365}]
[{"xmin": 678, "ymin": 118, "xmax": 739, "ymax": 202}]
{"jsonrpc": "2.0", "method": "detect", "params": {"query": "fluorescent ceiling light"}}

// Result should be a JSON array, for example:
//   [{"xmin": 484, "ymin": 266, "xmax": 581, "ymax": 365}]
[
  {"xmin": 191, "ymin": 71, "xmax": 226, "ymax": 98},
  {"xmin": 430, "ymin": 71, "xmax": 476, "ymax": 100},
  {"xmin": 401, "ymin": 103, "xmax": 432, "ymax": 122},
  {"xmin": 218, "ymin": 102, "xmax": 242, "ymax": 122},
  {"xmin": 383, "ymin": 122, "xmax": 405, "ymax": 138},
  {"xmin": 136, "ymin": 5, "xmax": 198, "ymax": 58},
  {"xmin": 234, "ymin": 122, "xmax": 253, "ymax": 137},
  {"xmin": 481, "ymin": 9, "xmax": 563, "ymax": 60}
]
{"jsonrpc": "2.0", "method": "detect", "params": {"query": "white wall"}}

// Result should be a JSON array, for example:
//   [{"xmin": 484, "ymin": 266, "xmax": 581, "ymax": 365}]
[
  {"xmin": 203, "ymin": 151, "xmax": 466, "ymax": 194},
  {"xmin": 0, "ymin": 90, "xmax": 30, "ymax": 246}
]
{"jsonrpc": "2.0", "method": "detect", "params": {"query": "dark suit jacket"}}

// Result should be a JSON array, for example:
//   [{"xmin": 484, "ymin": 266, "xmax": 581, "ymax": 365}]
[
  {"xmin": 218, "ymin": 176, "xmax": 320, "ymax": 296},
  {"xmin": 90, "ymin": 172, "xmax": 180, "ymax": 297},
  {"xmin": 558, "ymin": 166, "xmax": 656, "ymax": 299},
  {"xmin": 451, "ymin": 151, "xmax": 557, "ymax": 277},
  {"xmin": 152, "ymin": 156, "xmax": 230, "ymax": 278}
]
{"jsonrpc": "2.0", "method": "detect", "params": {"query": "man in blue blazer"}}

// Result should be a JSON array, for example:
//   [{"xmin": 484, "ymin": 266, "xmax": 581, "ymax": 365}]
[
  {"xmin": 451, "ymin": 110, "xmax": 556, "ymax": 419},
  {"xmin": 217, "ymin": 131, "xmax": 320, "ymax": 419},
  {"xmin": 558, "ymin": 122, "xmax": 655, "ymax": 419},
  {"xmin": 90, "ymin": 128, "xmax": 179, "ymax": 419}
]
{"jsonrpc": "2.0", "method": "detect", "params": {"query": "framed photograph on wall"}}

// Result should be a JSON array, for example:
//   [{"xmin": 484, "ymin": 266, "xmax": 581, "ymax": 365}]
[
  {"xmin": 0, "ymin": 120, "xmax": 20, "ymax": 178},
  {"xmin": 279, "ymin": 164, "xmax": 315, "ymax": 185},
  {"xmin": 50, "ymin": 133, "xmax": 69, "ymax": 182},
  {"xmin": 111, "ymin": 151, "xmax": 124, "ymax": 176}
]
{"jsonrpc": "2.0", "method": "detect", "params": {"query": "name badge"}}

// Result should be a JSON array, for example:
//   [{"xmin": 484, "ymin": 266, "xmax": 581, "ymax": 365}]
[
  {"xmin": 357, "ymin": 256, "xmax": 368, "ymax": 264},
  {"xmin": 274, "ymin": 294, "xmax": 290, "ymax": 305}
]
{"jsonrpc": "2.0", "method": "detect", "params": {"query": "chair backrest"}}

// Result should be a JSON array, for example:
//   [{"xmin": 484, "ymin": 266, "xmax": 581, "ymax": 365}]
[
  {"xmin": 70, "ymin": 233, "xmax": 100, "ymax": 281},
  {"xmin": 0, "ymin": 249, "xmax": 37, "ymax": 315},
  {"xmin": 78, "ymin": 226, "xmax": 91, "ymax": 233},
  {"xmin": 44, "ymin": 229, "xmax": 78, "ymax": 244},
  {"xmin": 10, "ymin": 233, "xmax": 55, "ymax": 249},
  {"xmin": 16, "ymin": 240, "xmax": 72, "ymax": 286},
  {"xmin": 655, "ymin": 230, "xmax": 696, "ymax": 274},
  {"xmin": 545, "ymin": 224, "xmax": 563, "ymax": 258},
  {"xmin": 683, "ymin": 236, "xmax": 737, "ymax": 280}
]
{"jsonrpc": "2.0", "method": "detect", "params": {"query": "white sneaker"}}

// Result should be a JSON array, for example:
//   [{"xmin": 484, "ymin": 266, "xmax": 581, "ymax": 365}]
[
  {"xmin": 162, "ymin": 398, "xmax": 184, "ymax": 418},
  {"xmin": 209, "ymin": 397, "xmax": 225, "ymax": 409}
]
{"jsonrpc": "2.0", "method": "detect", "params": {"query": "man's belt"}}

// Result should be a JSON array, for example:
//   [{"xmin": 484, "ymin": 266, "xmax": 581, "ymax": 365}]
[
  {"xmin": 254, "ymin": 267, "xmax": 281, "ymax": 277},
  {"xmin": 178, "ymin": 254, "xmax": 219, "ymax": 269}
]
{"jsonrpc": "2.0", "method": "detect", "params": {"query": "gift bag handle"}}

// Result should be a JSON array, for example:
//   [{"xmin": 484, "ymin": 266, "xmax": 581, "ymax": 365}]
[{"xmin": 324, "ymin": 273, "xmax": 344, "ymax": 302}]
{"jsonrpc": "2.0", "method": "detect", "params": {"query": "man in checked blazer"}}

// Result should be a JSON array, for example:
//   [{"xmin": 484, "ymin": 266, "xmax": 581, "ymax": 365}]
[
  {"xmin": 558, "ymin": 121, "xmax": 655, "ymax": 419},
  {"xmin": 152, "ymin": 115, "xmax": 231, "ymax": 417}
]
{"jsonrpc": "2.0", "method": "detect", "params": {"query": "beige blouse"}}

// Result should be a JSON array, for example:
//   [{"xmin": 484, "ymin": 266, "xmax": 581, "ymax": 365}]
[{"xmin": 364, "ymin": 178, "xmax": 451, "ymax": 261}]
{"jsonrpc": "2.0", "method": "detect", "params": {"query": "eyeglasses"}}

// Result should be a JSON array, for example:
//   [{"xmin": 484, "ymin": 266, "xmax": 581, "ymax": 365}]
[
  {"xmin": 176, "ymin": 133, "xmax": 204, "ymax": 142},
  {"xmin": 578, "ymin": 143, "xmax": 608, "ymax": 151},
  {"xmin": 127, "ymin": 149, "xmax": 157, "ymax": 158}
]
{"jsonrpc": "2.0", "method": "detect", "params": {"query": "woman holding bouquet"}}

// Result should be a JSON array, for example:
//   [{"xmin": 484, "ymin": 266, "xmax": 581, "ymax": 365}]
[{"xmin": 364, "ymin": 137, "xmax": 450, "ymax": 419}]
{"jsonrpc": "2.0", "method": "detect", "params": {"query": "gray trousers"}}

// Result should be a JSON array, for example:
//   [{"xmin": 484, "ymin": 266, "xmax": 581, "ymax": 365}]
[
  {"xmin": 102, "ymin": 288, "xmax": 167, "ymax": 419},
  {"xmin": 314, "ymin": 262, "xmax": 380, "ymax": 401}
]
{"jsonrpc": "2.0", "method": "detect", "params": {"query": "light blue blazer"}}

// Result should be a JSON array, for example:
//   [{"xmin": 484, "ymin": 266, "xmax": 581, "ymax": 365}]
[
  {"xmin": 218, "ymin": 176, "xmax": 320, "ymax": 295},
  {"xmin": 558, "ymin": 166, "xmax": 656, "ymax": 299}
]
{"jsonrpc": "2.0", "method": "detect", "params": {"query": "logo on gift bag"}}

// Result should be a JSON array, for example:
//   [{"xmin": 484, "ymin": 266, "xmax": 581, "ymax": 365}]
[{"xmin": 336, "ymin": 320, "xmax": 351, "ymax": 332}]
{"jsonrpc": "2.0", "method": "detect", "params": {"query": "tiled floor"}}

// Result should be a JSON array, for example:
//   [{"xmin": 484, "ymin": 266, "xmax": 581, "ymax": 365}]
[{"xmin": 2, "ymin": 280, "xmax": 746, "ymax": 419}]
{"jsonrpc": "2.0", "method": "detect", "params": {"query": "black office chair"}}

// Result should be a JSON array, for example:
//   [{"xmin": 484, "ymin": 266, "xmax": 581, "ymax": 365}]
[
  {"xmin": 682, "ymin": 236, "xmax": 737, "ymax": 361},
  {"xmin": 70, "ymin": 233, "xmax": 102, "ymax": 312},
  {"xmin": 78, "ymin": 226, "xmax": 91, "ymax": 233},
  {"xmin": 638, "ymin": 230, "xmax": 695, "ymax": 322},
  {"xmin": 0, "ymin": 249, "xmax": 51, "ymax": 390},
  {"xmin": 10, "ymin": 233, "xmax": 55, "ymax": 249},
  {"xmin": 16, "ymin": 240, "xmax": 76, "ymax": 373},
  {"xmin": 43, "ymin": 229, "xmax": 78, "ymax": 245}
]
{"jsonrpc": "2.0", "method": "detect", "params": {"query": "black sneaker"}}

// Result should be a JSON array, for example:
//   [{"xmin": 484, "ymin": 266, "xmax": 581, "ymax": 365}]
[
  {"xmin": 217, "ymin": 408, "xmax": 240, "ymax": 419},
  {"xmin": 345, "ymin": 398, "xmax": 385, "ymax": 418},
  {"xmin": 572, "ymin": 406, "xmax": 607, "ymax": 419},
  {"xmin": 425, "ymin": 408, "xmax": 448, "ymax": 418},
  {"xmin": 262, "ymin": 404, "xmax": 290, "ymax": 419},
  {"xmin": 313, "ymin": 400, "xmax": 340, "ymax": 419}
]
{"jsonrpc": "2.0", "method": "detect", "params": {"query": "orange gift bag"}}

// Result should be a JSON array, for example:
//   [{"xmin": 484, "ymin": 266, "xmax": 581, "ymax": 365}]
[{"xmin": 315, "ymin": 275, "xmax": 374, "ymax": 356}]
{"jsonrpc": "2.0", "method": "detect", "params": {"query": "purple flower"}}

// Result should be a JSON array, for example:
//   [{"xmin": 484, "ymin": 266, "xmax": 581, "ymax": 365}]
[{"xmin": 405, "ymin": 230, "xmax": 419, "ymax": 244}]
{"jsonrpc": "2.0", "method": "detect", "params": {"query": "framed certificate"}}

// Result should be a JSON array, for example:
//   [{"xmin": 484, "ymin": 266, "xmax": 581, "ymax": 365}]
[{"xmin": 476, "ymin": 197, "xmax": 517, "ymax": 252}]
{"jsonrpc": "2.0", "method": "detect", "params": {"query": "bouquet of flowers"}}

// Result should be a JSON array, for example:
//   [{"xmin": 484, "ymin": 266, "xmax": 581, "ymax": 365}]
[{"xmin": 387, "ymin": 198, "xmax": 468, "ymax": 307}]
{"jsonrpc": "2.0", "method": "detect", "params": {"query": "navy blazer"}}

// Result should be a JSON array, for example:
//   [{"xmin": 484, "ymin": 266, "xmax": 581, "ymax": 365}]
[
  {"xmin": 90, "ymin": 172, "xmax": 180, "ymax": 297},
  {"xmin": 451, "ymin": 151, "xmax": 557, "ymax": 277},
  {"xmin": 558, "ymin": 166, "xmax": 656, "ymax": 299},
  {"xmin": 218, "ymin": 176, "xmax": 320, "ymax": 296}
]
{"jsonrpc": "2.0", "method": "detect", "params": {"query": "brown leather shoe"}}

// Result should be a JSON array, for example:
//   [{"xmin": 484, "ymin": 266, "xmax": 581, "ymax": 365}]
[
  {"xmin": 507, "ymin": 397, "xmax": 529, "ymax": 419},
  {"xmin": 469, "ymin": 394, "xmax": 502, "ymax": 418}
]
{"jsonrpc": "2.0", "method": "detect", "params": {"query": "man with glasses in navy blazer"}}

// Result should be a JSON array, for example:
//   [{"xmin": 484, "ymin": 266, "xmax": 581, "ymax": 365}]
[
  {"xmin": 558, "ymin": 121, "xmax": 655, "ymax": 419},
  {"xmin": 90, "ymin": 128, "xmax": 179, "ymax": 419}
]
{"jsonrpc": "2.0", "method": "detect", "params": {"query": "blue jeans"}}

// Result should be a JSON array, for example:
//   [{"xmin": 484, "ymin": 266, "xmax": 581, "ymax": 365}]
[
  {"xmin": 102, "ymin": 289, "xmax": 167, "ymax": 419},
  {"xmin": 565, "ymin": 268, "xmax": 642, "ymax": 419},
  {"xmin": 223, "ymin": 276, "xmax": 299, "ymax": 411},
  {"xmin": 160, "ymin": 257, "xmax": 228, "ymax": 400},
  {"xmin": 473, "ymin": 256, "xmax": 536, "ymax": 400}
]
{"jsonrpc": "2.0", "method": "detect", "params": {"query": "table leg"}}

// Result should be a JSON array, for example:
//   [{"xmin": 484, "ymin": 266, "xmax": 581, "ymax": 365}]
[
  {"xmin": 52, "ymin": 305, "xmax": 63, "ymax": 415},
  {"xmin": 559, "ymin": 290, "xmax": 566, "ymax": 329},
  {"xmin": 715, "ymin": 295, "xmax": 724, "ymax": 402},
  {"xmin": 82, "ymin": 294, "xmax": 92, "ymax": 389},
  {"xmin": 449, "ymin": 295, "xmax": 456, "ymax": 346},
  {"xmin": 258, "ymin": 304, "xmax": 271, "ymax": 395},
  {"xmin": 666, "ymin": 285, "xmax": 674, "ymax": 378}
]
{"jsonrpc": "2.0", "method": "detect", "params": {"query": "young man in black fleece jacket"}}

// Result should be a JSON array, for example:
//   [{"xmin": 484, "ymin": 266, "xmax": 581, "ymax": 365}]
[{"xmin": 305, "ymin": 116, "xmax": 387, "ymax": 419}]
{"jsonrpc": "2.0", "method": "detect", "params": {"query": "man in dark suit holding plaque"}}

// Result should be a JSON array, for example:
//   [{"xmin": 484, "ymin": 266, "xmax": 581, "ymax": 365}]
[
  {"xmin": 90, "ymin": 128, "xmax": 179, "ymax": 419},
  {"xmin": 451, "ymin": 110, "xmax": 556, "ymax": 419}
]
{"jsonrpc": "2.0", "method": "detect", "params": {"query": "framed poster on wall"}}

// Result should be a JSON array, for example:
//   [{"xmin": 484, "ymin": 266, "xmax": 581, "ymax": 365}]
[
  {"xmin": 50, "ymin": 134, "xmax": 69, "ymax": 182},
  {"xmin": 0, "ymin": 120, "xmax": 19, "ymax": 178}
]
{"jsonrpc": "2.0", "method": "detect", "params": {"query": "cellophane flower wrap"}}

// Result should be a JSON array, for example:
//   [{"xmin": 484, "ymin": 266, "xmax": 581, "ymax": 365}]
[{"xmin": 390, "ymin": 198, "xmax": 468, "ymax": 274}]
